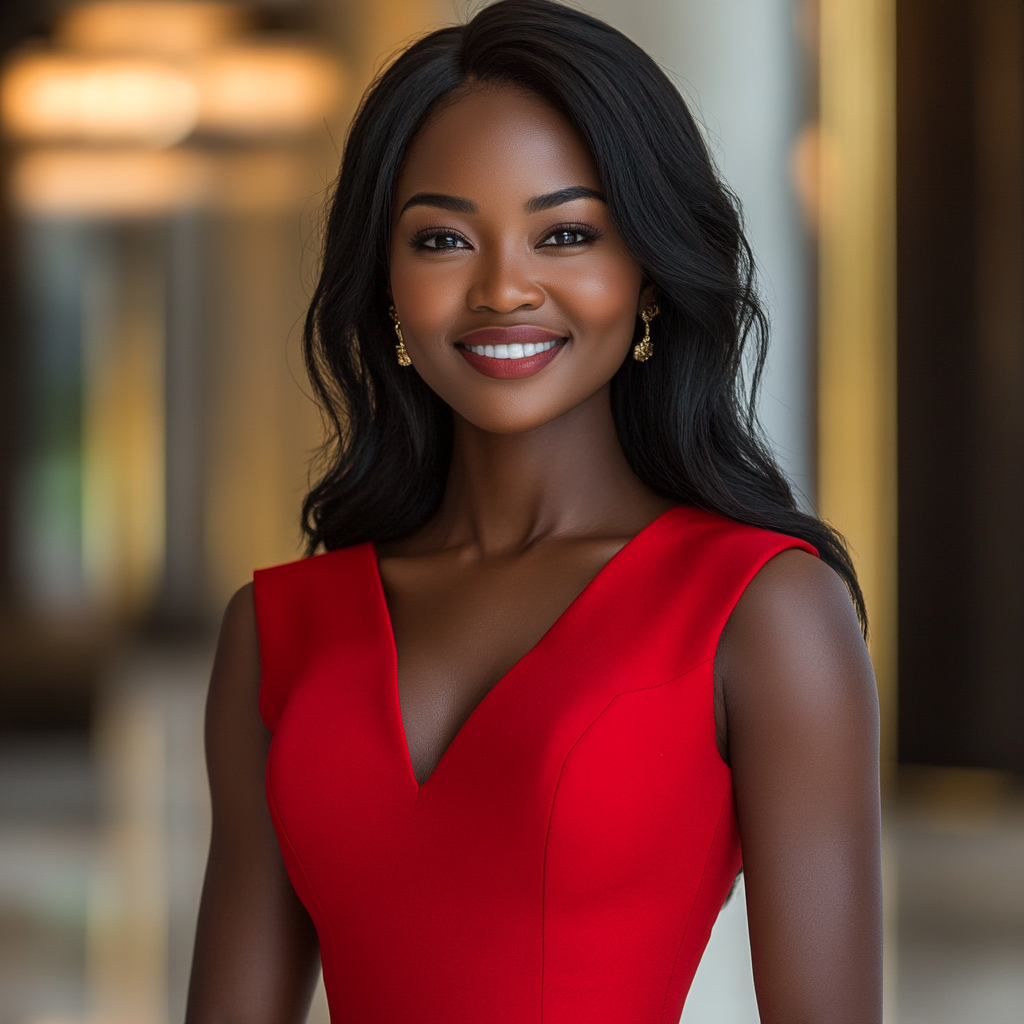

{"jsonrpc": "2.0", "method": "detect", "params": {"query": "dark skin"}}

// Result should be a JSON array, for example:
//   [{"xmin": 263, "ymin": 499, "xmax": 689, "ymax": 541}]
[{"xmin": 186, "ymin": 85, "xmax": 882, "ymax": 1023}]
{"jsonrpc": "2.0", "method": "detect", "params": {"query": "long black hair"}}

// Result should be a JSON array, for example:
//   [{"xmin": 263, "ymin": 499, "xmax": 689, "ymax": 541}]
[{"xmin": 301, "ymin": 0, "xmax": 866, "ymax": 629}]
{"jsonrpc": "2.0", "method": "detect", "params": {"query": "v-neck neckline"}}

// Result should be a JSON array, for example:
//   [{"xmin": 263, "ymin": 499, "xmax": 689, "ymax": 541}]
[{"xmin": 369, "ymin": 507, "xmax": 677, "ymax": 792}]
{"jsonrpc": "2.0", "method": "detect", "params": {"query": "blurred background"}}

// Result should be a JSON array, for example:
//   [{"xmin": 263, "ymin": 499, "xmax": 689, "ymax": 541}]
[{"xmin": 0, "ymin": 1, "xmax": 1019, "ymax": 1022}]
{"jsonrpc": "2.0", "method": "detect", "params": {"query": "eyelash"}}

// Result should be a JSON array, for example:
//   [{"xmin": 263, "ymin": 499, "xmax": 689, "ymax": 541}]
[
  {"xmin": 410, "ymin": 228, "xmax": 470, "ymax": 251},
  {"xmin": 539, "ymin": 222, "xmax": 603, "ymax": 247},
  {"xmin": 409, "ymin": 222, "xmax": 603, "ymax": 252}
]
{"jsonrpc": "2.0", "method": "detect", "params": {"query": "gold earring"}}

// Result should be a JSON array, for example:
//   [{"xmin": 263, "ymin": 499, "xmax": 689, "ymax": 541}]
[
  {"xmin": 633, "ymin": 303, "xmax": 659, "ymax": 361},
  {"xmin": 389, "ymin": 306, "xmax": 412, "ymax": 367}
]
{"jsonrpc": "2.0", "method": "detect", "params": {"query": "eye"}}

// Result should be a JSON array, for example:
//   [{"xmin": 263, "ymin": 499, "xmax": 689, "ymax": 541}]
[
  {"xmin": 412, "ymin": 230, "xmax": 471, "ymax": 251},
  {"xmin": 538, "ymin": 224, "xmax": 601, "ymax": 248}
]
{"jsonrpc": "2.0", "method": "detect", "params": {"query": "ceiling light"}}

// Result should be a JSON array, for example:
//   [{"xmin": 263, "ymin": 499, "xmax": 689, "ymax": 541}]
[
  {"xmin": 11, "ymin": 148, "xmax": 211, "ymax": 216},
  {"xmin": 56, "ymin": 1, "xmax": 250, "ymax": 58},
  {"xmin": 1, "ymin": 53, "xmax": 199, "ymax": 147},
  {"xmin": 194, "ymin": 45, "xmax": 345, "ymax": 137}
]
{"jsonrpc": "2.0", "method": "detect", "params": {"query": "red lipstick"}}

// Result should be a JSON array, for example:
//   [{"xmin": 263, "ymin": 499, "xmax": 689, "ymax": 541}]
[{"xmin": 456, "ymin": 326, "xmax": 566, "ymax": 380}]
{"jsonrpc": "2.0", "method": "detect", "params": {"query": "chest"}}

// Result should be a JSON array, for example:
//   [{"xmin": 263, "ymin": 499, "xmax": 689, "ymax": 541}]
[{"xmin": 377, "ymin": 540, "xmax": 626, "ymax": 784}]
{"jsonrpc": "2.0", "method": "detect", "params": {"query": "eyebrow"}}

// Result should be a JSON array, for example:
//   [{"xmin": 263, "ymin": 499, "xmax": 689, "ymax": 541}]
[
  {"xmin": 524, "ymin": 186, "xmax": 606, "ymax": 213},
  {"xmin": 400, "ymin": 192, "xmax": 477, "ymax": 215},
  {"xmin": 399, "ymin": 185, "xmax": 606, "ymax": 217}
]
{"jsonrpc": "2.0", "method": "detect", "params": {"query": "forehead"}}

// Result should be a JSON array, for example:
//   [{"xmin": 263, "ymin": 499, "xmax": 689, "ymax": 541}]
[{"xmin": 395, "ymin": 84, "xmax": 600, "ymax": 202}]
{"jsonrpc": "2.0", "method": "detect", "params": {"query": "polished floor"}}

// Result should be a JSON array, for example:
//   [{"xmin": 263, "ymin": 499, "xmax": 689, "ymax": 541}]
[
  {"xmin": 0, "ymin": 653, "xmax": 1021, "ymax": 1024},
  {"xmin": 895, "ymin": 786, "xmax": 1024, "ymax": 1024}
]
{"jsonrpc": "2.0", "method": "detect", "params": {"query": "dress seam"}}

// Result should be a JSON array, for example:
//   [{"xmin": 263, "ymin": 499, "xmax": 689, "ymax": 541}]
[{"xmin": 541, "ymin": 656, "xmax": 717, "ymax": 1023}]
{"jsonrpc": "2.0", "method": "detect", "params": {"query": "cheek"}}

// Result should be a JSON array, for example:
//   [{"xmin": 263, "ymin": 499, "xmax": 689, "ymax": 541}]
[
  {"xmin": 389, "ymin": 252, "xmax": 467, "ymax": 338},
  {"xmin": 552, "ymin": 255, "xmax": 641, "ymax": 335}
]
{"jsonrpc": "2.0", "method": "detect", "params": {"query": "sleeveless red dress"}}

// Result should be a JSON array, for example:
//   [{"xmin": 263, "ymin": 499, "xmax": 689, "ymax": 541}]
[{"xmin": 254, "ymin": 506, "xmax": 814, "ymax": 1023}]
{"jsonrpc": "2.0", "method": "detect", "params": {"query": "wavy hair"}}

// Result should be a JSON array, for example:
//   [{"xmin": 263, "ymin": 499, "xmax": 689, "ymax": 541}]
[{"xmin": 301, "ymin": 0, "xmax": 866, "ymax": 629}]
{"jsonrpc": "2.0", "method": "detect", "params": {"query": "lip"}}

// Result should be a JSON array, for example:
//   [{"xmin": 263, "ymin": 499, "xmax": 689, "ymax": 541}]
[
  {"xmin": 458, "ymin": 325, "xmax": 565, "ymax": 347},
  {"xmin": 456, "ymin": 325, "xmax": 567, "ymax": 380}
]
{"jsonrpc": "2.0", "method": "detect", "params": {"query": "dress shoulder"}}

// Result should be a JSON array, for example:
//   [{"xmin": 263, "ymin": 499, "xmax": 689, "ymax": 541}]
[{"xmin": 252, "ymin": 543, "xmax": 378, "ymax": 731}]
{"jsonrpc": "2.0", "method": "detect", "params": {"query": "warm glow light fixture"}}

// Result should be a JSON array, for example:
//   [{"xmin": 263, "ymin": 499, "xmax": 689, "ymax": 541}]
[
  {"xmin": 1, "ymin": 53, "xmax": 199, "ymax": 146},
  {"xmin": 195, "ymin": 45, "xmax": 344, "ymax": 136},
  {"xmin": 57, "ymin": 1, "xmax": 249, "ymax": 58},
  {"xmin": 11, "ymin": 147, "xmax": 309, "ymax": 217},
  {"xmin": 12, "ymin": 147, "xmax": 210, "ymax": 216},
  {"xmin": 0, "ymin": 1, "xmax": 344, "ymax": 146}
]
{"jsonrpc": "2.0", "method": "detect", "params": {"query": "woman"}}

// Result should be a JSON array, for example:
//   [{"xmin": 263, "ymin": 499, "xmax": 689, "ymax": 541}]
[{"xmin": 186, "ymin": 2, "xmax": 882, "ymax": 1022}]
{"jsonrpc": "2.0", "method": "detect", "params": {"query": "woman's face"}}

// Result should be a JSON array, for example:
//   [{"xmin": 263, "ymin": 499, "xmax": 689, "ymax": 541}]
[{"xmin": 390, "ymin": 83, "xmax": 651, "ymax": 435}]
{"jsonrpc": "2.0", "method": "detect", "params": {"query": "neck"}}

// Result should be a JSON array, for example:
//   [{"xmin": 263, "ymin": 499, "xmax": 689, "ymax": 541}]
[{"xmin": 421, "ymin": 385, "xmax": 668, "ymax": 555}]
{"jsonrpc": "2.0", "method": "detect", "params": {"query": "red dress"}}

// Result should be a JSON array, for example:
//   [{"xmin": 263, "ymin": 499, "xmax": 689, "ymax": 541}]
[{"xmin": 254, "ymin": 506, "xmax": 814, "ymax": 1023}]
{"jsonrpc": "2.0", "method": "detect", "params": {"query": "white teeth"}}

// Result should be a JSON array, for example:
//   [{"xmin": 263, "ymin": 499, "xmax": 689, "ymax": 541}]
[{"xmin": 466, "ymin": 339, "xmax": 559, "ymax": 358}]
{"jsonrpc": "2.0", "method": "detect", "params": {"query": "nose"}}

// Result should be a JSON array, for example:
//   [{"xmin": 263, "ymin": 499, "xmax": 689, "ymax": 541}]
[{"xmin": 466, "ymin": 243, "xmax": 545, "ymax": 314}]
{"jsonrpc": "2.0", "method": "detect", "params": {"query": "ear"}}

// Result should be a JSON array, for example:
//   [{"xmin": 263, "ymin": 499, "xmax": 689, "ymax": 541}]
[{"xmin": 637, "ymin": 281, "xmax": 658, "ymax": 314}]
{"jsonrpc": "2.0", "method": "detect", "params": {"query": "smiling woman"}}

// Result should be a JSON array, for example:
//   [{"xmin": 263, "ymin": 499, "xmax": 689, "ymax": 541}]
[
  {"xmin": 184, "ymin": 3, "xmax": 882, "ymax": 1023},
  {"xmin": 390, "ymin": 86, "xmax": 649, "ymax": 419}
]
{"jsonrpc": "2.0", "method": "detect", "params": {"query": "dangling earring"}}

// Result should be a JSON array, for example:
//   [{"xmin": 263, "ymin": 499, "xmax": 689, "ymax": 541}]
[
  {"xmin": 389, "ymin": 306, "xmax": 412, "ymax": 367},
  {"xmin": 633, "ymin": 304, "xmax": 659, "ymax": 361}
]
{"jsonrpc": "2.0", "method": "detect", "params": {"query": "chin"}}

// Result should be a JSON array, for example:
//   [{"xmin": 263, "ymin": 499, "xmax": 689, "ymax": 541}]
[{"xmin": 455, "ymin": 406, "xmax": 566, "ymax": 436}]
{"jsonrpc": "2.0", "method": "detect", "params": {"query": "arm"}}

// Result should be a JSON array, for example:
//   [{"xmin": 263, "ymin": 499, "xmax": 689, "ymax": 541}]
[
  {"xmin": 717, "ymin": 550, "xmax": 882, "ymax": 1023},
  {"xmin": 185, "ymin": 584, "xmax": 321, "ymax": 1024}
]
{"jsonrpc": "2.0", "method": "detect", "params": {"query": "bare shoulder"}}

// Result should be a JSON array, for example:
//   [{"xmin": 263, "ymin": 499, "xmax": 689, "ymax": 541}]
[
  {"xmin": 206, "ymin": 583, "xmax": 264, "ymax": 756},
  {"xmin": 729, "ymin": 548, "xmax": 861, "ymax": 643},
  {"xmin": 213, "ymin": 583, "xmax": 259, "ymax": 682},
  {"xmin": 718, "ymin": 548, "xmax": 876, "ymax": 724},
  {"xmin": 219, "ymin": 582, "xmax": 258, "ymax": 651}
]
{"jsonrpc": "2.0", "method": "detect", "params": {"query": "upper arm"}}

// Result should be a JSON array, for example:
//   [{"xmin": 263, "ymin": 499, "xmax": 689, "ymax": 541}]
[
  {"xmin": 717, "ymin": 549, "xmax": 882, "ymax": 1024},
  {"xmin": 185, "ymin": 584, "xmax": 320, "ymax": 1024}
]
